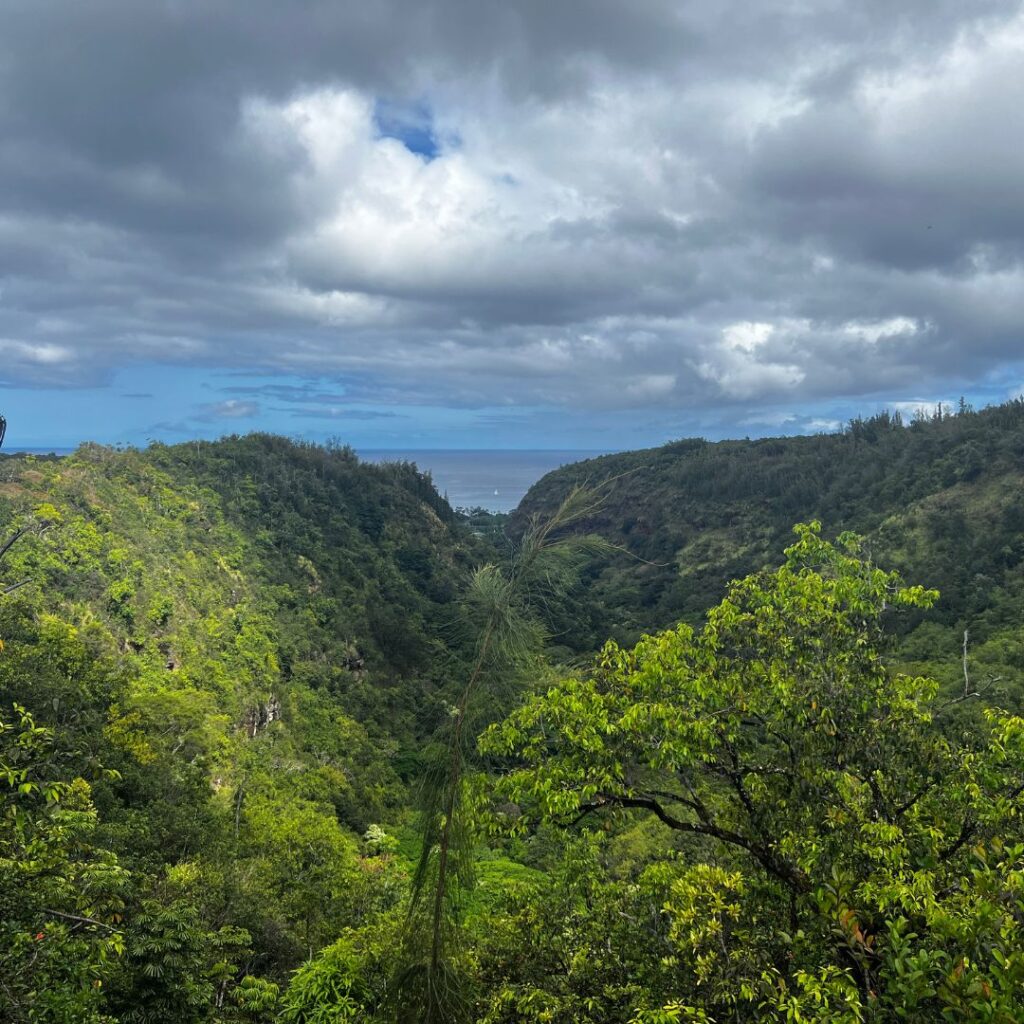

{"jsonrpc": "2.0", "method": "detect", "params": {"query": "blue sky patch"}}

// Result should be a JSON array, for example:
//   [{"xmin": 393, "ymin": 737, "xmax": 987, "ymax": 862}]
[{"xmin": 373, "ymin": 98, "xmax": 440, "ymax": 160}]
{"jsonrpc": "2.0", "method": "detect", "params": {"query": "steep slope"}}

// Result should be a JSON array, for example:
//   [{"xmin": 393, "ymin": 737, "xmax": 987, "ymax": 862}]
[
  {"xmin": 0, "ymin": 436, "xmax": 491, "ymax": 989},
  {"xmin": 515, "ymin": 400, "xmax": 1024, "ymax": 695}
]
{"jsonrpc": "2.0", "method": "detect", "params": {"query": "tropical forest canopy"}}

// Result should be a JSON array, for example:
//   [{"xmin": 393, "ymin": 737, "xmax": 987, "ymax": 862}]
[{"xmin": 2, "ymin": 400, "xmax": 1024, "ymax": 1022}]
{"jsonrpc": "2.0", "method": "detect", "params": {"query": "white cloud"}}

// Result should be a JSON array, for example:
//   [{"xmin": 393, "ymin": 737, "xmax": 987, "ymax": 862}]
[
  {"xmin": 196, "ymin": 399, "xmax": 261, "ymax": 420},
  {"xmin": 806, "ymin": 417, "xmax": 842, "ymax": 432},
  {"xmin": 698, "ymin": 358, "xmax": 806, "ymax": 399},
  {"xmin": 842, "ymin": 317, "xmax": 920, "ymax": 343},
  {"xmin": 625, "ymin": 373, "xmax": 676, "ymax": 399},
  {"xmin": 0, "ymin": 339, "xmax": 74, "ymax": 364},
  {"xmin": 721, "ymin": 321, "xmax": 774, "ymax": 353},
  {"xmin": 890, "ymin": 398, "xmax": 958, "ymax": 418},
  {"xmin": 0, "ymin": 0, "xmax": 1022, "ymax": 431},
  {"xmin": 697, "ymin": 320, "xmax": 807, "ymax": 399}
]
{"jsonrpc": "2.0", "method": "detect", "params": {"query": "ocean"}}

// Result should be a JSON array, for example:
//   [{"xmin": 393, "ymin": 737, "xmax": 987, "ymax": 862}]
[{"xmin": 359, "ymin": 449, "xmax": 609, "ymax": 513}]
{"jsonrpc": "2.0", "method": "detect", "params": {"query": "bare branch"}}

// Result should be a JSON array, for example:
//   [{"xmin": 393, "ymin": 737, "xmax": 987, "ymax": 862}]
[
  {"xmin": 963, "ymin": 629, "xmax": 971, "ymax": 696},
  {"xmin": 41, "ymin": 909, "xmax": 119, "ymax": 933},
  {"xmin": 934, "ymin": 629, "xmax": 1000, "ymax": 715}
]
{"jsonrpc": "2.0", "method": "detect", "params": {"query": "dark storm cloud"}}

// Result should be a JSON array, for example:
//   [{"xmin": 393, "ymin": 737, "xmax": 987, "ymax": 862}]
[{"xmin": 1, "ymin": 0, "xmax": 1023, "ymax": 418}]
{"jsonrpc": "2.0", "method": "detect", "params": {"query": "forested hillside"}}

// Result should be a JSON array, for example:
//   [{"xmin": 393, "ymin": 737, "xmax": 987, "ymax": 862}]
[
  {"xmin": 517, "ymin": 399, "xmax": 1024, "ymax": 700},
  {"xmin": 3, "ymin": 412, "xmax": 1024, "ymax": 1023},
  {"xmin": 0, "ymin": 436, "xmax": 496, "ymax": 1020}
]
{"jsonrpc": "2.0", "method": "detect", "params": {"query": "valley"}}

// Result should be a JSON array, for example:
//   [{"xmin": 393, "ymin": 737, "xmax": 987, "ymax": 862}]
[{"xmin": 2, "ymin": 402, "xmax": 1023, "ymax": 1022}]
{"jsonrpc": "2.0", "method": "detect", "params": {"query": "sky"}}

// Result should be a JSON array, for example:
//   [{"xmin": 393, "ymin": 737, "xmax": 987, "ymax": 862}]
[{"xmin": 1, "ymin": 0, "xmax": 1023, "ymax": 450}]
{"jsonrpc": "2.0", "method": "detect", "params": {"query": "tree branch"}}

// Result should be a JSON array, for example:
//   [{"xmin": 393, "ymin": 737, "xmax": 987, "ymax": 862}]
[
  {"xmin": 0, "ymin": 525, "xmax": 31, "ymax": 565},
  {"xmin": 938, "ymin": 815, "xmax": 975, "ymax": 862},
  {"xmin": 586, "ymin": 791, "xmax": 809, "ymax": 892},
  {"xmin": 41, "ymin": 909, "xmax": 118, "ymax": 932}
]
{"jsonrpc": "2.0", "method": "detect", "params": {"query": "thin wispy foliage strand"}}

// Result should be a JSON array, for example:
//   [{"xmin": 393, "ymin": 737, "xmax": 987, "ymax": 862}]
[{"xmin": 392, "ymin": 484, "xmax": 607, "ymax": 1024}]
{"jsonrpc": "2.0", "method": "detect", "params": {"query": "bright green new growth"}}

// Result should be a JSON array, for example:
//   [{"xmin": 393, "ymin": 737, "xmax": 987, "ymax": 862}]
[
  {"xmin": 393, "ymin": 484, "xmax": 607, "ymax": 1023},
  {"xmin": 482, "ymin": 523, "xmax": 1024, "ymax": 1021}
]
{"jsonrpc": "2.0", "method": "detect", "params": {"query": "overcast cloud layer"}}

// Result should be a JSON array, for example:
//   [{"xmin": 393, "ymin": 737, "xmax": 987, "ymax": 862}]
[{"xmin": 2, "ymin": 0, "xmax": 1023, "ymax": 445}]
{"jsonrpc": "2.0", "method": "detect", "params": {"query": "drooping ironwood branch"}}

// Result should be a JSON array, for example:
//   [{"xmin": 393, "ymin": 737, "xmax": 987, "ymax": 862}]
[{"xmin": 392, "ymin": 483, "xmax": 608, "ymax": 1024}]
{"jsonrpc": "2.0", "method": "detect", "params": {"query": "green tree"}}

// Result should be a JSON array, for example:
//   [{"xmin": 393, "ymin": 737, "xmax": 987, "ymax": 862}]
[
  {"xmin": 471, "ymin": 834, "xmax": 673, "ymax": 1024},
  {"xmin": 0, "ymin": 704, "xmax": 128, "ymax": 1024},
  {"xmin": 107, "ymin": 862, "xmax": 250, "ymax": 1024},
  {"xmin": 235, "ymin": 795, "xmax": 361, "ymax": 961},
  {"xmin": 483, "ymin": 524, "xmax": 1024, "ymax": 1022},
  {"xmin": 278, "ymin": 923, "xmax": 395, "ymax": 1023}
]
